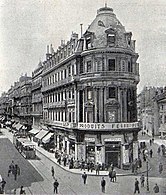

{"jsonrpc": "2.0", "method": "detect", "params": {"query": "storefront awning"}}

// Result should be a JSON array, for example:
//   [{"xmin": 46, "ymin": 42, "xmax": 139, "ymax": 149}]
[
  {"xmin": 42, "ymin": 133, "xmax": 54, "ymax": 144},
  {"xmin": 29, "ymin": 129, "xmax": 41, "ymax": 135},
  {"xmin": 35, "ymin": 130, "xmax": 49, "ymax": 140},
  {"xmin": 15, "ymin": 123, "xmax": 23, "ymax": 131}
]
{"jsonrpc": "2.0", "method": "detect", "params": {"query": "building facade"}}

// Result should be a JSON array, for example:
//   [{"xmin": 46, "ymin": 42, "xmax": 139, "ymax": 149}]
[
  {"xmin": 31, "ymin": 62, "xmax": 43, "ymax": 128},
  {"xmin": 41, "ymin": 6, "xmax": 140, "ymax": 168}
]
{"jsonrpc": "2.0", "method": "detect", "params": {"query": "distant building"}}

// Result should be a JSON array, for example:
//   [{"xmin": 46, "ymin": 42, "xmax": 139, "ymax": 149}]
[
  {"xmin": 31, "ymin": 62, "xmax": 43, "ymax": 128},
  {"xmin": 41, "ymin": 5, "xmax": 140, "ymax": 168}
]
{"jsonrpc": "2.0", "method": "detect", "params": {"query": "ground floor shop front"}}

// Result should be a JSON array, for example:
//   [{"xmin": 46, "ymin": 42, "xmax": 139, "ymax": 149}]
[{"xmin": 52, "ymin": 127, "xmax": 139, "ymax": 169}]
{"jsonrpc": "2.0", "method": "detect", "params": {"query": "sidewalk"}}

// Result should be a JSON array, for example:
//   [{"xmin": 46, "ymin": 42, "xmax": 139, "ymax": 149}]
[{"xmin": 1, "ymin": 128, "xmax": 150, "ymax": 177}]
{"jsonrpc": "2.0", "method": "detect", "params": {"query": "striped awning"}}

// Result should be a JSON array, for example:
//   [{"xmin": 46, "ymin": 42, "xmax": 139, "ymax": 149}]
[{"xmin": 35, "ymin": 130, "xmax": 49, "ymax": 140}]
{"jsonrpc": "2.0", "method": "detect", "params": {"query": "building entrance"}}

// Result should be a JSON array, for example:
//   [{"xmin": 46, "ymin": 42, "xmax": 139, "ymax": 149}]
[
  {"xmin": 105, "ymin": 141, "xmax": 121, "ymax": 168},
  {"xmin": 105, "ymin": 151, "xmax": 119, "ymax": 167}
]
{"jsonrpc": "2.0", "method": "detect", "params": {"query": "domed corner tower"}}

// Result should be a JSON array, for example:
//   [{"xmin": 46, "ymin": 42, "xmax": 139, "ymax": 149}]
[{"xmin": 76, "ymin": 5, "xmax": 140, "ymax": 169}]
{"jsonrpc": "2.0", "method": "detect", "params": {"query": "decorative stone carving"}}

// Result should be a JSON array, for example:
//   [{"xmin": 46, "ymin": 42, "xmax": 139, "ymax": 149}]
[
  {"xmin": 105, "ymin": 98, "xmax": 120, "ymax": 108},
  {"xmin": 84, "ymin": 101, "xmax": 94, "ymax": 107}
]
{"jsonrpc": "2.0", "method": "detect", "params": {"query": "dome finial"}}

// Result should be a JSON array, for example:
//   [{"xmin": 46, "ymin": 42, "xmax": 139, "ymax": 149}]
[{"xmin": 105, "ymin": 0, "xmax": 107, "ymax": 8}]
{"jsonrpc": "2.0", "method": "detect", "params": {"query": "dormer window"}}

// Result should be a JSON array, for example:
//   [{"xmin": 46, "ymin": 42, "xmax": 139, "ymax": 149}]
[
  {"xmin": 105, "ymin": 28, "xmax": 116, "ymax": 46},
  {"xmin": 107, "ymin": 34, "xmax": 115, "ymax": 45},
  {"xmin": 86, "ymin": 37, "xmax": 91, "ymax": 49}
]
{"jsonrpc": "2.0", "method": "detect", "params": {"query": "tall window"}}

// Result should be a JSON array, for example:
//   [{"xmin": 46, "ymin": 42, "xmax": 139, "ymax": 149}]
[
  {"xmin": 108, "ymin": 87, "xmax": 116, "ymax": 98},
  {"xmin": 128, "ymin": 61, "xmax": 132, "ymax": 72},
  {"xmin": 87, "ymin": 88, "xmax": 92, "ymax": 100},
  {"xmin": 87, "ymin": 61, "xmax": 92, "ymax": 72},
  {"xmin": 108, "ymin": 59, "xmax": 115, "ymax": 71}
]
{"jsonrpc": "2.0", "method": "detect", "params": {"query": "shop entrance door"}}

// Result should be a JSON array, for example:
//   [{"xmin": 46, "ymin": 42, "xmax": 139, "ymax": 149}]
[{"xmin": 105, "ymin": 151, "xmax": 119, "ymax": 167}]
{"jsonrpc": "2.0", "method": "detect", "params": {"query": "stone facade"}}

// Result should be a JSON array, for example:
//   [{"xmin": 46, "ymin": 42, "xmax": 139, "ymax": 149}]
[{"xmin": 41, "ymin": 6, "xmax": 140, "ymax": 168}]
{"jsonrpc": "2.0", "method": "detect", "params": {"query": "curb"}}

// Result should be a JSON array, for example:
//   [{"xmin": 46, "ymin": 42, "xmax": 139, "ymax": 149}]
[{"xmin": 36, "ymin": 148, "xmax": 151, "ymax": 177}]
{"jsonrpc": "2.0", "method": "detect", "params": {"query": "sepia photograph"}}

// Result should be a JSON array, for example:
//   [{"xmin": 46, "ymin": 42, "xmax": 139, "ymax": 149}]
[{"xmin": 0, "ymin": 0, "xmax": 166, "ymax": 194}]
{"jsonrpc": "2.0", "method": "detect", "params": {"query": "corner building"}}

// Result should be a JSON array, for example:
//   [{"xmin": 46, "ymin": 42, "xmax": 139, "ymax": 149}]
[{"xmin": 42, "ymin": 6, "xmax": 140, "ymax": 169}]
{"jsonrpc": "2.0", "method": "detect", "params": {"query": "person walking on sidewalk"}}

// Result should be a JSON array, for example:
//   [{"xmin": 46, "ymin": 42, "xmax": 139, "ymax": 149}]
[
  {"xmin": 82, "ymin": 172, "xmax": 87, "ymax": 185},
  {"xmin": 1, "ymin": 178, "xmax": 6, "ymax": 193},
  {"xmin": 150, "ymin": 149, "xmax": 153, "ymax": 158},
  {"xmin": 159, "ymin": 162, "xmax": 163, "ymax": 174},
  {"xmin": 140, "ymin": 174, "xmax": 145, "ymax": 187},
  {"xmin": 95, "ymin": 162, "xmax": 100, "ymax": 175},
  {"xmin": 53, "ymin": 179, "xmax": 59, "ymax": 194},
  {"xmin": 153, "ymin": 183, "xmax": 159, "ymax": 193},
  {"xmin": 134, "ymin": 178, "xmax": 140, "ymax": 194},
  {"xmin": 101, "ymin": 177, "xmax": 106, "ymax": 193},
  {"xmin": 20, "ymin": 186, "xmax": 26, "ymax": 194},
  {"xmin": 157, "ymin": 147, "xmax": 161, "ymax": 155},
  {"xmin": 51, "ymin": 166, "xmax": 55, "ymax": 177}
]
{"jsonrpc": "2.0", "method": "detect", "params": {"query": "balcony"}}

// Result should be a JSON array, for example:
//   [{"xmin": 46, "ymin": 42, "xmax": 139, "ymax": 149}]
[
  {"xmin": 79, "ymin": 71, "xmax": 140, "ymax": 83},
  {"xmin": 32, "ymin": 83, "xmax": 42, "ymax": 91},
  {"xmin": 32, "ymin": 97, "xmax": 42, "ymax": 103},
  {"xmin": 43, "ymin": 101, "xmax": 66, "ymax": 108},
  {"xmin": 43, "ymin": 119, "xmax": 76, "ymax": 128},
  {"xmin": 42, "ymin": 76, "xmax": 76, "ymax": 92},
  {"xmin": 31, "ymin": 111, "xmax": 43, "ymax": 116},
  {"xmin": 20, "ymin": 92, "xmax": 31, "ymax": 97}
]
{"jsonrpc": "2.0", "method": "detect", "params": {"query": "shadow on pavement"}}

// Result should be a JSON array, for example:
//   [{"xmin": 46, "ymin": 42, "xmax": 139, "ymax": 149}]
[{"xmin": 0, "ymin": 138, "xmax": 44, "ymax": 191}]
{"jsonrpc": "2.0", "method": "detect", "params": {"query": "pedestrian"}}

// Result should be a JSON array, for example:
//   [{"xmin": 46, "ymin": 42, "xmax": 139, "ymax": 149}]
[
  {"xmin": 20, "ymin": 186, "xmax": 26, "ymax": 194},
  {"xmin": 153, "ymin": 183, "xmax": 159, "ymax": 193},
  {"xmin": 149, "ymin": 139, "xmax": 152, "ymax": 146},
  {"xmin": 53, "ymin": 179, "xmax": 59, "ymax": 194},
  {"xmin": 82, "ymin": 172, "xmax": 87, "ymax": 185},
  {"xmin": 134, "ymin": 178, "xmax": 140, "ymax": 194},
  {"xmin": 90, "ymin": 161, "xmax": 94, "ymax": 172},
  {"xmin": 63, "ymin": 156, "xmax": 67, "ymax": 167},
  {"xmin": 1, "ymin": 178, "xmax": 6, "ymax": 193},
  {"xmin": 80, "ymin": 159, "xmax": 85, "ymax": 171},
  {"xmin": 51, "ymin": 166, "xmax": 55, "ymax": 177},
  {"xmin": 13, "ymin": 164, "xmax": 20, "ymax": 181},
  {"xmin": 57, "ymin": 156, "xmax": 61, "ymax": 165},
  {"xmin": 8, "ymin": 160, "xmax": 15, "ymax": 177},
  {"xmin": 140, "ymin": 174, "xmax": 145, "ymax": 187},
  {"xmin": 111, "ymin": 169, "xmax": 116, "ymax": 182},
  {"xmin": 101, "ymin": 177, "xmax": 106, "ymax": 193},
  {"xmin": 0, "ymin": 187, "xmax": 3, "ymax": 194},
  {"xmin": 150, "ymin": 149, "xmax": 153, "ymax": 158},
  {"xmin": 87, "ymin": 161, "xmax": 90, "ymax": 172},
  {"xmin": 159, "ymin": 162, "xmax": 163, "ymax": 174},
  {"xmin": 157, "ymin": 147, "xmax": 161, "ymax": 155},
  {"xmin": 95, "ymin": 162, "xmax": 100, "ymax": 175}
]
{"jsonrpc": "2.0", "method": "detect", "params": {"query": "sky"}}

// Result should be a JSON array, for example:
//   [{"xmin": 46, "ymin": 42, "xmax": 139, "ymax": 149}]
[{"xmin": 0, "ymin": 0, "xmax": 166, "ymax": 94}]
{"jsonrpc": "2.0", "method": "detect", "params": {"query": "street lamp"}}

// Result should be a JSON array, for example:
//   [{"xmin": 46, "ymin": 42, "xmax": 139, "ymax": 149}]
[{"xmin": 144, "ymin": 149, "xmax": 149, "ymax": 192}]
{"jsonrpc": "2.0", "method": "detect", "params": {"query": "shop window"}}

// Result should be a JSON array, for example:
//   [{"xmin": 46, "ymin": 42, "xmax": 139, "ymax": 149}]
[
  {"xmin": 108, "ymin": 59, "xmax": 115, "ymax": 71},
  {"xmin": 108, "ymin": 87, "xmax": 116, "ymax": 98},
  {"xmin": 87, "ymin": 61, "xmax": 92, "ymax": 72}
]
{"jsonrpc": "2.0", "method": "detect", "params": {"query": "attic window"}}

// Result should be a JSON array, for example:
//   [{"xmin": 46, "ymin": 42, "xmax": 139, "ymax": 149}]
[
  {"xmin": 107, "ymin": 34, "xmax": 115, "ymax": 45},
  {"xmin": 86, "ymin": 37, "xmax": 91, "ymax": 49}
]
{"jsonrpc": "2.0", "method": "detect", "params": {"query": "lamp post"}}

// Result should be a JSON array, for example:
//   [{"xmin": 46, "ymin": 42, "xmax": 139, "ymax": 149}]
[{"xmin": 144, "ymin": 149, "xmax": 150, "ymax": 192}]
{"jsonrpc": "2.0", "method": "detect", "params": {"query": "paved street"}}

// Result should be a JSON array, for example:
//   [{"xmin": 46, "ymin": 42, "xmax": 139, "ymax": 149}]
[{"xmin": 0, "ymin": 128, "xmax": 166, "ymax": 194}]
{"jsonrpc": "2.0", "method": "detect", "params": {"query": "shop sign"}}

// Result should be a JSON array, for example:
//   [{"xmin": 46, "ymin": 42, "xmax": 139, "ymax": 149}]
[
  {"xmin": 78, "ymin": 122, "xmax": 139, "ymax": 130},
  {"xmin": 84, "ymin": 137, "xmax": 95, "ymax": 142},
  {"xmin": 104, "ymin": 138, "xmax": 121, "ymax": 142}
]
